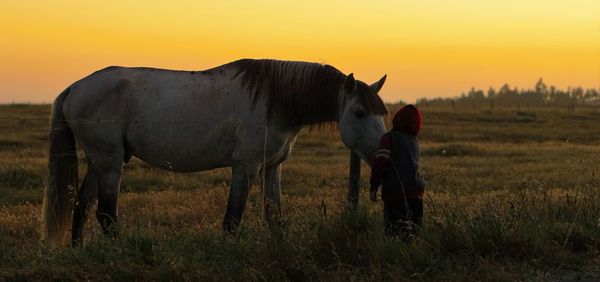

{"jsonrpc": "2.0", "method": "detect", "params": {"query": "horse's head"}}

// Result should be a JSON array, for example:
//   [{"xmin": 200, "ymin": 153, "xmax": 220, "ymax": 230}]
[{"xmin": 338, "ymin": 73, "xmax": 388, "ymax": 166}]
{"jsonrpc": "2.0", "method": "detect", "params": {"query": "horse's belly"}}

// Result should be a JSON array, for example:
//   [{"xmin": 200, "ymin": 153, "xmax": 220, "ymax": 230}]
[
  {"xmin": 128, "ymin": 121, "xmax": 240, "ymax": 172},
  {"xmin": 132, "ymin": 141, "xmax": 234, "ymax": 172},
  {"xmin": 134, "ymin": 150, "xmax": 231, "ymax": 172}
]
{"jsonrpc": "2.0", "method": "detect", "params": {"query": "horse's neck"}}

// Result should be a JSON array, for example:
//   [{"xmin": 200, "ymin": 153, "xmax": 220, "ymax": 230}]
[
  {"xmin": 297, "ymin": 113, "xmax": 338, "ymax": 126},
  {"xmin": 285, "ymin": 92, "xmax": 340, "ymax": 127}
]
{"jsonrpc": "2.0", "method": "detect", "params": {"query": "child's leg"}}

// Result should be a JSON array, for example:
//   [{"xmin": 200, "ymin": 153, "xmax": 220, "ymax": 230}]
[
  {"xmin": 406, "ymin": 198, "xmax": 424, "ymax": 240},
  {"xmin": 384, "ymin": 200, "xmax": 416, "ymax": 238},
  {"xmin": 383, "ymin": 200, "xmax": 406, "ymax": 237}
]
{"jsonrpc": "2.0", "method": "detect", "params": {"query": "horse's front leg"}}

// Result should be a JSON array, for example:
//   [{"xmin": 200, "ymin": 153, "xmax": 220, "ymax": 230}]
[
  {"xmin": 263, "ymin": 163, "xmax": 282, "ymax": 223},
  {"xmin": 223, "ymin": 163, "xmax": 259, "ymax": 233}
]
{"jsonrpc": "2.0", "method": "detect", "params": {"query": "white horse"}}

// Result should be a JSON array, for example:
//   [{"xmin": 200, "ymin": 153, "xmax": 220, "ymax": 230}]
[{"xmin": 41, "ymin": 59, "xmax": 388, "ymax": 247}]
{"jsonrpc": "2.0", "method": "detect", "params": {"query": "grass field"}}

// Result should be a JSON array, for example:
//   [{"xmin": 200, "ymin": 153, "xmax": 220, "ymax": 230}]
[{"xmin": 0, "ymin": 104, "xmax": 599, "ymax": 281}]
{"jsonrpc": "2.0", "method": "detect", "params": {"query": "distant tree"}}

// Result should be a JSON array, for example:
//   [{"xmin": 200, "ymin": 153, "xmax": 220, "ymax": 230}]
[
  {"xmin": 584, "ymin": 89, "xmax": 599, "ymax": 102},
  {"xmin": 535, "ymin": 78, "xmax": 549, "ymax": 103},
  {"xmin": 572, "ymin": 87, "xmax": 584, "ymax": 101},
  {"xmin": 535, "ymin": 78, "xmax": 548, "ymax": 94},
  {"xmin": 499, "ymin": 83, "xmax": 512, "ymax": 95},
  {"xmin": 417, "ymin": 79, "xmax": 599, "ymax": 108},
  {"xmin": 487, "ymin": 87, "xmax": 496, "ymax": 99},
  {"xmin": 467, "ymin": 87, "xmax": 485, "ymax": 101}
]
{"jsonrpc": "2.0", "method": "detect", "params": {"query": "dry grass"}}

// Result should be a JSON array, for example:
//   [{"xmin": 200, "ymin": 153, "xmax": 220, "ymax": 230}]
[{"xmin": 0, "ymin": 104, "xmax": 599, "ymax": 281}]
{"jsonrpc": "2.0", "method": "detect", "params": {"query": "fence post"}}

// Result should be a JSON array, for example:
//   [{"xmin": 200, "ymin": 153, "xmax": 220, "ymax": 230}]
[{"xmin": 347, "ymin": 151, "xmax": 361, "ymax": 207}]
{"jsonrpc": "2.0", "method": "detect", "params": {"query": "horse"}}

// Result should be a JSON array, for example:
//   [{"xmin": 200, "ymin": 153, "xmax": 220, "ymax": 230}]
[{"xmin": 41, "ymin": 59, "xmax": 388, "ymax": 247}]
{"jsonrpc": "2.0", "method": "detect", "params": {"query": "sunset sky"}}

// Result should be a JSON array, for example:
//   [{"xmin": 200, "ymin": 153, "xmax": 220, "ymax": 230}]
[{"xmin": 1, "ymin": 0, "xmax": 598, "ymax": 103}]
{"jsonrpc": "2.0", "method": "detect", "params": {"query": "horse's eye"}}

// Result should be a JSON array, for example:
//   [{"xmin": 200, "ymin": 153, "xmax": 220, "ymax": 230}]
[{"xmin": 354, "ymin": 110, "xmax": 365, "ymax": 118}]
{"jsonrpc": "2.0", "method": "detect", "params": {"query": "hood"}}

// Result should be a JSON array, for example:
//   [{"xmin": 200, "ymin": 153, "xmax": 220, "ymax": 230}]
[{"xmin": 392, "ymin": 104, "xmax": 421, "ymax": 137}]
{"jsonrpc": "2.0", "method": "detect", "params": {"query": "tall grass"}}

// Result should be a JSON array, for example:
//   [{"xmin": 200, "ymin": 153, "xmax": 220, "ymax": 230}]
[{"xmin": 0, "ymin": 105, "xmax": 599, "ymax": 280}]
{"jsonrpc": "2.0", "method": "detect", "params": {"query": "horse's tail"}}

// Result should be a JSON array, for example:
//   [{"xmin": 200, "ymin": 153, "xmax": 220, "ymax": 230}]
[{"xmin": 41, "ymin": 88, "xmax": 78, "ymax": 248}]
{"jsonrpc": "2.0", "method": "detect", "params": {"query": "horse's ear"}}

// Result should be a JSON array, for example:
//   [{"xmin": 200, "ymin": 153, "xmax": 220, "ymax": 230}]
[
  {"xmin": 371, "ymin": 74, "xmax": 387, "ymax": 93},
  {"xmin": 344, "ymin": 73, "xmax": 356, "ymax": 94}
]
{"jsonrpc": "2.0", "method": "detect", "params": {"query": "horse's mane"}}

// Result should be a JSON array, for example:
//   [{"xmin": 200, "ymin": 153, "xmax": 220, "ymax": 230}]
[{"xmin": 230, "ymin": 59, "xmax": 387, "ymax": 125}]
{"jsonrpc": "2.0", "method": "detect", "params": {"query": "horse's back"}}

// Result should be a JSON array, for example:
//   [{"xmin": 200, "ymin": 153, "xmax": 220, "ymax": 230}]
[{"xmin": 60, "ymin": 66, "xmax": 264, "ymax": 172}]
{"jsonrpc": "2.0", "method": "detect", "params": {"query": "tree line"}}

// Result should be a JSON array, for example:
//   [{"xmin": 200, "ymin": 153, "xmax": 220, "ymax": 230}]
[{"xmin": 417, "ymin": 79, "xmax": 600, "ymax": 108}]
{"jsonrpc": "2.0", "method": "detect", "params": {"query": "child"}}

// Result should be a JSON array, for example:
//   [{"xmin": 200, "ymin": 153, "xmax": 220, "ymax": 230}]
[{"xmin": 370, "ymin": 104, "xmax": 425, "ymax": 241}]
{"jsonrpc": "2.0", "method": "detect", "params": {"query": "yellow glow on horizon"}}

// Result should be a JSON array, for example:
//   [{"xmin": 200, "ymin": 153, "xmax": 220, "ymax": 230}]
[{"xmin": 1, "ymin": 0, "xmax": 598, "ymax": 103}]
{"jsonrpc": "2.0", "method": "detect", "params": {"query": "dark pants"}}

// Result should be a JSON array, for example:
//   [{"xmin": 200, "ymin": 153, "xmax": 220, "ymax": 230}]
[{"xmin": 383, "ymin": 198, "xmax": 423, "ymax": 241}]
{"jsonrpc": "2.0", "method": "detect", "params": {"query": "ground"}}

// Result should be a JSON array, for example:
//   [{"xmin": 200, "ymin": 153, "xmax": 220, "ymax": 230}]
[{"xmin": 0, "ymin": 104, "xmax": 599, "ymax": 281}]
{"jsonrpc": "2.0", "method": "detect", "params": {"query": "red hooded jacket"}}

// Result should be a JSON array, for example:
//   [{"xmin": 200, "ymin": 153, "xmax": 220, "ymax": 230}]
[
  {"xmin": 370, "ymin": 104, "xmax": 424, "ymax": 200},
  {"xmin": 392, "ymin": 104, "xmax": 421, "ymax": 136}
]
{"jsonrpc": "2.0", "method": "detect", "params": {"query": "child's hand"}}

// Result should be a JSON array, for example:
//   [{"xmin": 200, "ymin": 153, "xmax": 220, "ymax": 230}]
[{"xmin": 369, "ymin": 191, "xmax": 377, "ymax": 202}]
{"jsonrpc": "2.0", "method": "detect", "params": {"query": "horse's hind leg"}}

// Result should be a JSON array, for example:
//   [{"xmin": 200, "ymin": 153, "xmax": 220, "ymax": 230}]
[
  {"xmin": 93, "ymin": 155, "xmax": 123, "ymax": 237},
  {"xmin": 223, "ymin": 163, "xmax": 259, "ymax": 233},
  {"xmin": 72, "ymin": 160, "xmax": 98, "ymax": 247}
]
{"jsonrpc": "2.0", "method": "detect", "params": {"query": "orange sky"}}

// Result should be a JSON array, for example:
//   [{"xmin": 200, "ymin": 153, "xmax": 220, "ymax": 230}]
[{"xmin": 1, "ymin": 0, "xmax": 599, "ymax": 103}]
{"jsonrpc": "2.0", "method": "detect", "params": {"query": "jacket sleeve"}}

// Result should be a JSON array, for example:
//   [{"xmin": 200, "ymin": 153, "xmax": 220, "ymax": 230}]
[{"xmin": 370, "ymin": 133, "xmax": 392, "ymax": 192}]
